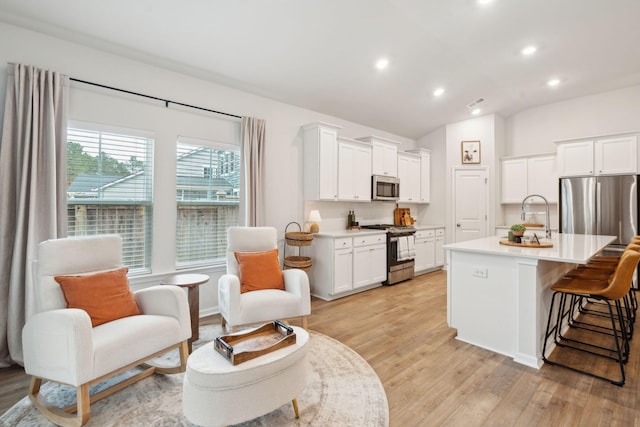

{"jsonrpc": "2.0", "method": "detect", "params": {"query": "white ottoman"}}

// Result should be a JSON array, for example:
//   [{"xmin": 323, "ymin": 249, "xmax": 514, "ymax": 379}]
[{"xmin": 182, "ymin": 326, "xmax": 309, "ymax": 426}]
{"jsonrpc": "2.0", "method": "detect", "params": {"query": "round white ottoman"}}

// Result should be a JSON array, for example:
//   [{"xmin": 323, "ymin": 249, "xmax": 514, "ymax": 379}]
[{"xmin": 182, "ymin": 326, "xmax": 309, "ymax": 426}]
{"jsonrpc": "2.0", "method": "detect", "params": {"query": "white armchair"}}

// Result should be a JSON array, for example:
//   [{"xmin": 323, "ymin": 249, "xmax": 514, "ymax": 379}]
[
  {"xmin": 22, "ymin": 235, "xmax": 191, "ymax": 426},
  {"xmin": 218, "ymin": 227, "xmax": 311, "ymax": 331}
]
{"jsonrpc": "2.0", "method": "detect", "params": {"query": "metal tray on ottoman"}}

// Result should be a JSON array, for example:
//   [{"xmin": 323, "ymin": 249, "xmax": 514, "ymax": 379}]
[{"xmin": 214, "ymin": 320, "xmax": 296, "ymax": 365}]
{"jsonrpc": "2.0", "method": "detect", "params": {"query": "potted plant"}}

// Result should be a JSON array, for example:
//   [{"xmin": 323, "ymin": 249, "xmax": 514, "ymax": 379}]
[{"xmin": 510, "ymin": 223, "xmax": 526, "ymax": 237}]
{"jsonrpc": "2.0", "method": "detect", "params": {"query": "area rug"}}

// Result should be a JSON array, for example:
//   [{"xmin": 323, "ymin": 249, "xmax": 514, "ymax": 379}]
[{"xmin": 0, "ymin": 325, "xmax": 389, "ymax": 426}]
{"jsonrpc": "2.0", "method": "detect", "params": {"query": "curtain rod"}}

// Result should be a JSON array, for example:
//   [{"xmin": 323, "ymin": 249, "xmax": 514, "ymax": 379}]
[{"xmin": 69, "ymin": 77, "xmax": 242, "ymax": 119}]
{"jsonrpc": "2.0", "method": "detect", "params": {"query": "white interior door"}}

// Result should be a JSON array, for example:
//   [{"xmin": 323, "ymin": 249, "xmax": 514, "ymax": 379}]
[{"xmin": 454, "ymin": 168, "xmax": 488, "ymax": 242}]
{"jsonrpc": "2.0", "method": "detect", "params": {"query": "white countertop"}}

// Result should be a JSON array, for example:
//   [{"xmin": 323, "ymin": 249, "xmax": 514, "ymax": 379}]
[
  {"xmin": 314, "ymin": 229, "xmax": 388, "ymax": 238},
  {"xmin": 314, "ymin": 224, "xmax": 444, "ymax": 238},
  {"xmin": 443, "ymin": 233, "xmax": 616, "ymax": 264},
  {"xmin": 414, "ymin": 224, "xmax": 445, "ymax": 230}
]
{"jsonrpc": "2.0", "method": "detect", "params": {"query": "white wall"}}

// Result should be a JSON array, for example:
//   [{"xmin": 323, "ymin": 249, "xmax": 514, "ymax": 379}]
[
  {"xmin": 0, "ymin": 22, "xmax": 415, "ymax": 316},
  {"xmin": 502, "ymin": 84, "xmax": 640, "ymax": 231},
  {"xmin": 505, "ymin": 84, "xmax": 640, "ymax": 155},
  {"xmin": 417, "ymin": 126, "xmax": 446, "ymax": 225},
  {"xmin": 445, "ymin": 114, "xmax": 503, "ymax": 244}
]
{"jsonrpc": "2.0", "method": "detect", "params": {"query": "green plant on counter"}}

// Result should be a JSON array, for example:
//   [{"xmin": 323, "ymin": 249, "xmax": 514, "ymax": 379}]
[{"xmin": 510, "ymin": 223, "xmax": 526, "ymax": 234}]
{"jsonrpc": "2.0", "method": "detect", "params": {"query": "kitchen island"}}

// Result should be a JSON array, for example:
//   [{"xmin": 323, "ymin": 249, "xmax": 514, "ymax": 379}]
[{"xmin": 443, "ymin": 233, "xmax": 616, "ymax": 368}]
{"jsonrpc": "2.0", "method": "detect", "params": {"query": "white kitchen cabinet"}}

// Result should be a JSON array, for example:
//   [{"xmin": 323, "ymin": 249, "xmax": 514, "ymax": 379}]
[
  {"xmin": 338, "ymin": 138, "xmax": 372, "ymax": 202},
  {"xmin": 307, "ymin": 233, "xmax": 386, "ymax": 300},
  {"xmin": 406, "ymin": 148, "xmax": 432, "ymax": 204},
  {"xmin": 397, "ymin": 152, "xmax": 421, "ymax": 203},
  {"xmin": 333, "ymin": 246, "xmax": 353, "ymax": 294},
  {"xmin": 435, "ymin": 228, "xmax": 445, "ymax": 266},
  {"xmin": 414, "ymin": 227, "xmax": 445, "ymax": 274},
  {"xmin": 302, "ymin": 122, "xmax": 341, "ymax": 200},
  {"xmin": 594, "ymin": 136, "xmax": 637, "ymax": 175},
  {"xmin": 501, "ymin": 154, "xmax": 557, "ymax": 203},
  {"xmin": 501, "ymin": 157, "xmax": 529, "ymax": 203},
  {"xmin": 356, "ymin": 136, "xmax": 400, "ymax": 177},
  {"xmin": 556, "ymin": 135, "xmax": 638, "ymax": 177},
  {"xmin": 414, "ymin": 229, "xmax": 435, "ymax": 272},
  {"xmin": 556, "ymin": 140, "xmax": 593, "ymax": 177},
  {"xmin": 528, "ymin": 156, "xmax": 558, "ymax": 203},
  {"xmin": 353, "ymin": 234, "xmax": 387, "ymax": 288}
]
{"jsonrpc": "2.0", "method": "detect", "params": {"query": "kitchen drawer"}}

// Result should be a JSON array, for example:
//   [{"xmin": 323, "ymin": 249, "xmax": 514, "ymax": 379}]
[
  {"xmin": 435, "ymin": 228, "xmax": 444, "ymax": 237},
  {"xmin": 334, "ymin": 237, "xmax": 353, "ymax": 250},
  {"xmin": 353, "ymin": 233, "xmax": 386, "ymax": 247},
  {"xmin": 415, "ymin": 229, "xmax": 435, "ymax": 239}
]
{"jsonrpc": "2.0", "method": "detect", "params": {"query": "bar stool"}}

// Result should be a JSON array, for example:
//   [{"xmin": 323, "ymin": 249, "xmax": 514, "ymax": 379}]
[
  {"xmin": 571, "ymin": 244, "xmax": 640, "ymax": 324},
  {"xmin": 542, "ymin": 250, "xmax": 640, "ymax": 386}
]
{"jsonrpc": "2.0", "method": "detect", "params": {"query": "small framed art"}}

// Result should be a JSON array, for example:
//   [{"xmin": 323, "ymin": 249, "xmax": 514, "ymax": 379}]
[{"xmin": 461, "ymin": 141, "xmax": 480, "ymax": 164}]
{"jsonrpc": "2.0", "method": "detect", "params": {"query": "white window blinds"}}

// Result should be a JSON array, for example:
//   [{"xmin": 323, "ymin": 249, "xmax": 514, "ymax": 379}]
[
  {"xmin": 176, "ymin": 137, "xmax": 240, "ymax": 267},
  {"xmin": 67, "ymin": 125, "xmax": 154, "ymax": 274}
]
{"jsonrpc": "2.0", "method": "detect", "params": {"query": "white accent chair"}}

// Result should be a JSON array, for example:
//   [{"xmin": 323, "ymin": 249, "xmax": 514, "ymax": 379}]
[
  {"xmin": 218, "ymin": 227, "xmax": 311, "ymax": 331},
  {"xmin": 22, "ymin": 235, "xmax": 191, "ymax": 427}
]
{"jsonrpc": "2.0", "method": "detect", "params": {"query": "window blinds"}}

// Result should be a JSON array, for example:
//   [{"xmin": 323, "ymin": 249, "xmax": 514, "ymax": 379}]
[
  {"xmin": 66, "ymin": 126, "xmax": 154, "ymax": 274},
  {"xmin": 176, "ymin": 138, "xmax": 240, "ymax": 267}
]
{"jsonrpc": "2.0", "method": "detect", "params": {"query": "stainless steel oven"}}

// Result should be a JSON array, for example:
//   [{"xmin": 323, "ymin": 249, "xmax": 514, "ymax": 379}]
[{"xmin": 361, "ymin": 224, "xmax": 416, "ymax": 285}]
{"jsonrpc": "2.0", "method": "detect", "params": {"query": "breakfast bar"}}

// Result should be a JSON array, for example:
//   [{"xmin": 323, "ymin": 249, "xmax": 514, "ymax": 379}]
[{"xmin": 444, "ymin": 233, "xmax": 616, "ymax": 368}]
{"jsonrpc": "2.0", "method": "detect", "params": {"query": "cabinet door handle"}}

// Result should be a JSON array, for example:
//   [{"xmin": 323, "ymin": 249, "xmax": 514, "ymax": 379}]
[{"xmin": 456, "ymin": 223, "xmax": 461, "ymax": 227}]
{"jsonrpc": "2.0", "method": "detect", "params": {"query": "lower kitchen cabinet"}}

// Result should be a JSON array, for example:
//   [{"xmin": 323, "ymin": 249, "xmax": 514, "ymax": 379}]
[
  {"xmin": 415, "ymin": 227, "xmax": 445, "ymax": 274},
  {"xmin": 353, "ymin": 235, "xmax": 387, "ymax": 288},
  {"xmin": 435, "ymin": 229, "xmax": 444, "ymax": 266},
  {"xmin": 333, "ymin": 244, "xmax": 353, "ymax": 294},
  {"xmin": 307, "ymin": 233, "xmax": 386, "ymax": 300}
]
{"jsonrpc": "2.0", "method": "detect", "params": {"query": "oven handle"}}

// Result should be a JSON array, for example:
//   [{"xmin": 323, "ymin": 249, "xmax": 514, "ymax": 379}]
[{"xmin": 389, "ymin": 234, "xmax": 416, "ymax": 242}]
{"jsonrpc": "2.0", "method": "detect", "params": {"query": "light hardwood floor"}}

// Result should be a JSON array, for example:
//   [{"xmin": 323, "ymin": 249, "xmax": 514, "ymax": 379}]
[{"xmin": 2, "ymin": 270, "xmax": 640, "ymax": 425}]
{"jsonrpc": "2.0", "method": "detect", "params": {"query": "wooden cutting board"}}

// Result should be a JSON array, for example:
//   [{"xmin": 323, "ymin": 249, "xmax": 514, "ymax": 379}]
[
  {"xmin": 394, "ymin": 208, "xmax": 414, "ymax": 226},
  {"xmin": 499, "ymin": 240, "xmax": 553, "ymax": 248}
]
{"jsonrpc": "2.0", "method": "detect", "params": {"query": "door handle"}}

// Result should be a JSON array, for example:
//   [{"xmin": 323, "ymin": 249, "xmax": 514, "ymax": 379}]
[{"xmin": 456, "ymin": 223, "xmax": 461, "ymax": 227}]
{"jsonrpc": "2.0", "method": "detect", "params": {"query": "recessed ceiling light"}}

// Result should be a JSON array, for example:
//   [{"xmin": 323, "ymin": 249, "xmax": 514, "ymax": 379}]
[
  {"xmin": 375, "ymin": 58, "xmax": 389, "ymax": 70},
  {"xmin": 433, "ymin": 87, "xmax": 445, "ymax": 97},
  {"xmin": 477, "ymin": 0, "xmax": 493, "ymax": 5},
  {"xmin": 547, "ymin": 78, "xmax": 561, "ymax": 87},
  {"xmin": 521, "ymin": 45, "xmax": 537, "ymax": 56},
  {"xmin": 471, "ymin": 108, "xmax": 481, "ymax": 115}
]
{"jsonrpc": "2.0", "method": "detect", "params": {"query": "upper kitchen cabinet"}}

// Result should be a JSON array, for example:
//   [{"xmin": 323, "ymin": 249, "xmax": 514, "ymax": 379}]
[
  {"xmin": 501, "ymin": 154, "xmax": 557, "ymax": 203},
  {"xmin": 397, "ymin": 152, "xmax": 421, "ymax": 203},
  {"xmin": 556, "ymin": 135, "xmax": 638, "ymax": 177},
  {"xmin": 406, "ymin": 148, "xmax": 431, "ymax": 203},
  {"xmin": 356, "ymin": 136, "xmax": 400, "ymax": 177},
  {"xmin": 302, "ymin": 122, "xmax": 342, "ymax": 200},
  {"xmin": 594, "ymin": 136, "xmax": 637, "ymax": 175},
  {"xmin": 337, "ymin": 138, "xmax": 372, "ymax": 201}
]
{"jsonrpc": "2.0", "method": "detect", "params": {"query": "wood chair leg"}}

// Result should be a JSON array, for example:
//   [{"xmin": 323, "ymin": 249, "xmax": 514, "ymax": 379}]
[
  {"xmin": 301, "ymin": 316, "xmax": 308, "ymax": 329},
  {"xmin": 292, "ymin": 398, "xmax": 300, "ymax": 418},
  {"xmin": 29, "ymin": 376, "xmax": 90, "ymax": 426}
]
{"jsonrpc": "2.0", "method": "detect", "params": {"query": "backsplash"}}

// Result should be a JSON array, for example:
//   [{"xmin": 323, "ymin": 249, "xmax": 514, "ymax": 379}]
[{"xmin": 303, "ymin": 201, "xmax": 430, "ymax": 232}]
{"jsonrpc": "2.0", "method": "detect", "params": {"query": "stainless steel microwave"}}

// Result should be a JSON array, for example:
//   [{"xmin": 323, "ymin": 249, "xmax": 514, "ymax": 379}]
[{"xmin": 372, "ymin": 175, "xmax": 400, "ymax": 201}]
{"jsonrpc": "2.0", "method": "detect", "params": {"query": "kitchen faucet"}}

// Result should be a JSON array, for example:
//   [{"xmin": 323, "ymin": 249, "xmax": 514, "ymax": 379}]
[{"xmin": 521, "ymin": 194, "xmax": 552, "ymax": 239}]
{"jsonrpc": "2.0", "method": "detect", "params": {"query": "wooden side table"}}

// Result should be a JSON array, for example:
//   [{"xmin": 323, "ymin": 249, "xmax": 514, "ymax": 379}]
[{"xmin": 160, "ymin": 273, "xmax": 209, "ymax": 352}]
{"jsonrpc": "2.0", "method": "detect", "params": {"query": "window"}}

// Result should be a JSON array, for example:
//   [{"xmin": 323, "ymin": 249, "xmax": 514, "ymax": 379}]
[
  {"xmin": 176, "ymin": 137, "xmax": 240, "ymax": 267},
  {"xmin": 66, "ymin": 124, "xmax": 154, "ymax": 274}
]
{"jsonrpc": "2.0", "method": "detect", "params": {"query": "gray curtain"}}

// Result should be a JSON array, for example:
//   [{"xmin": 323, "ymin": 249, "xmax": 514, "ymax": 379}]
[
  {"xmin": 241, "ymin": 117, "xmax": 265, "ymax": 227},
  {"xmin": 0, "ymin": 63, "xmax": 69, "ymax": 366}
]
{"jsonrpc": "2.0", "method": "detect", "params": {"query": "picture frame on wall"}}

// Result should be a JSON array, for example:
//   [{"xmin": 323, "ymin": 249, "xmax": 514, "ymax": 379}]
[{"xmin": 461, "ymin": 140, "xmax": 481, "ymax": 164}]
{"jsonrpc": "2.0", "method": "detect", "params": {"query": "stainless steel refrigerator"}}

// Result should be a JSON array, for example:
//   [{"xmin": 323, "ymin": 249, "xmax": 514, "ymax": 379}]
[{"xmin": 559, "ymin": 175, "xmax": 638, "ymax": 250}]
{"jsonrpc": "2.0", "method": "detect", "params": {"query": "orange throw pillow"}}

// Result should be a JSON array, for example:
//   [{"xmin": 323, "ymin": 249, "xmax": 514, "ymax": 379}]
[
  {"xmin": 234, "ymin": 249, "xmax": 285, "ymax": 293},
  {"xmin": 55, "ymin": 267, "xmax": 141, "ymax": 327}
]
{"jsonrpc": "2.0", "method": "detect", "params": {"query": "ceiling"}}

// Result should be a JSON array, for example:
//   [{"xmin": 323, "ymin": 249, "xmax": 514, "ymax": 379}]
[{"xmin": 2, "ymin": 0, "xmax": 640, "ymax": 139}]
